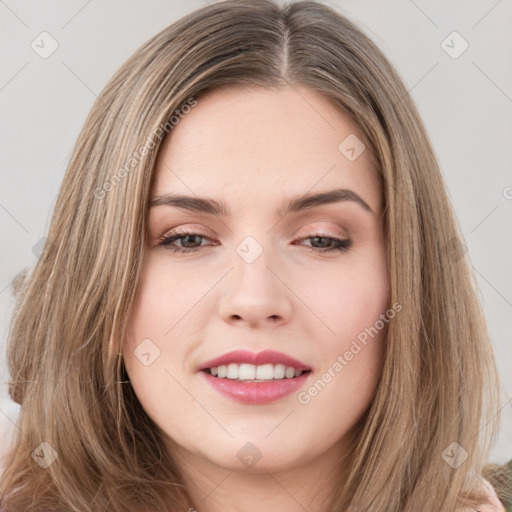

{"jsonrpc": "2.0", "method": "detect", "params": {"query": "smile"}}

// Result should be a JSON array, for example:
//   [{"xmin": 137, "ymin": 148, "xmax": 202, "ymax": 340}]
[{"xmin": 205, "ymin": 362, "xmax": 307, "ymax": 381}]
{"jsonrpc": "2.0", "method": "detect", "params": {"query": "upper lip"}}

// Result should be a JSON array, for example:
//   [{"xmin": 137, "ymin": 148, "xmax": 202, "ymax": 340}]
[{"xmin": 198, "ymin": 349, "xmax": 312, "ymax": 372}]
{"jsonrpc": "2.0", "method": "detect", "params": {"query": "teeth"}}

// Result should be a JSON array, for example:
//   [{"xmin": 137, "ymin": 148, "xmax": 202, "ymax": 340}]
[
  {"xmin": 285, "ymin": 366, "xmax": 295, "ymax": 378},
  {"xmin": 239, "ymin": 363, "xmax": 256, "ymax": 380},
  {"xmin": 256, "ymin": 363, "xmax": 274, "ymax": 380},
  {"xmin": 207, "ymin": 363, "xmax": 306, "ymax": 381}
]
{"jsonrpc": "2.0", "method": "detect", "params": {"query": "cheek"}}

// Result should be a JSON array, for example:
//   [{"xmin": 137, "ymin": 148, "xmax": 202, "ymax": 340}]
[
  {"xmin": 307, "ymin": 253, "xmax": 389, "ymax": 409},
  {"xmin": 121, "ymin": 256, "xmax": 209, "ymax": 409},
  {"xmin": 313, "ymin": 257, "xmax": 389, "ymax": 343},
  {"xmin": 121, "ymin": 280, "xmax": 199, "ymax": 433},
  {"xmin": 296, "ymin": 266, "xmax": 389, "ymax": 442},
  {"xmin": 125, "ymin": 255, "xmax": 206, "ymax": 353}
]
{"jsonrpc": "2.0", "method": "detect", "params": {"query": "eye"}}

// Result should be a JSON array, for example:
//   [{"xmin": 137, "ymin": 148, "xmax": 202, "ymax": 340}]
[
  {"xmin": 295, "ymin": 234, "xmax": 352, "ymax": 253},
  {"xmin": 156, "ymin": 230, "xmax": 216, "ymax": 253},
  {"xmin": 156, "ymin": 230, "xmax": 352, "ymax": 254}
]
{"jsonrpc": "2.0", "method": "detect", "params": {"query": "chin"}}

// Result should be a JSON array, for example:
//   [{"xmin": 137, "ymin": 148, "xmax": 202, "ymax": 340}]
[{"xmin": 213, "ymin": 452, "xmax": 303, "ymax": 474}]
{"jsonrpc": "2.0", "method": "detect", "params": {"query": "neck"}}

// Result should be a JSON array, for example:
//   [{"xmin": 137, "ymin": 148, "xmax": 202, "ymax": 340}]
[{"xmin": 166, "ymin": 432, "xmax": 356, "ymax": 512}]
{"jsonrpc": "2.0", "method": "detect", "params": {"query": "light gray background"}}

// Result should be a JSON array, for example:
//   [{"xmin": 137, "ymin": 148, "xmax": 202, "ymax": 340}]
[{"xmin": 1, "ymin": 0, "xmax": 511, "ymax": 464}]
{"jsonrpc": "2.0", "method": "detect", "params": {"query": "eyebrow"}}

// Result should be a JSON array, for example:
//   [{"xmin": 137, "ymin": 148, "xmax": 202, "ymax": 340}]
[{"xmin": 149, "ymin": 188, "xmax": 374, "ymax": 217}]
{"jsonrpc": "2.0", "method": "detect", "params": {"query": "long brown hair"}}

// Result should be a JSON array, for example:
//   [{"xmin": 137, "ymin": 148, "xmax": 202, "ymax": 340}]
[{"xmin": 1, "ymin": 1, "xmax": 506, "ymax": 510}]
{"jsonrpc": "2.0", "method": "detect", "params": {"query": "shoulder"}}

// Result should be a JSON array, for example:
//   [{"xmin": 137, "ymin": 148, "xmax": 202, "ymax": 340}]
[
  {"xmin": 458, "ymin": 478, "xmax": 506, "ymax": 512},
  {"xmin": 481, "ymin": 477, "xmax": 507, "ymax": 512}
]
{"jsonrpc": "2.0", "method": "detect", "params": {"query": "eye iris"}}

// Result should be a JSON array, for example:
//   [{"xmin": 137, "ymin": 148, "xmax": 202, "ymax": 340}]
[
  {"xmin": 182, "ymin": 234, "xmax": 202, "ymax": 248},
  {"xmin": 311, "ymin": 236, "xmax": 331, "ymax": 248}
]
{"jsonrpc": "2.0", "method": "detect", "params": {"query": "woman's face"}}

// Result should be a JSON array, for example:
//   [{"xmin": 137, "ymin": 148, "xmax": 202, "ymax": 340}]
[{"xmin": 123, "ymin": 85, "xmax": 390, "ymax": 475}]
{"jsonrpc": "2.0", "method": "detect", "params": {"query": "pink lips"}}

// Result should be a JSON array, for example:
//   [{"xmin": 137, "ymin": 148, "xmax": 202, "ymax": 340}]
[
  {"xmin": 198, "ymin": 349, "xmax": 311, "ymax": 372},
  {"xmin": 198, "ymin": 349, "xmax": 312, "ymax": 405},
  {"xmin": 200, "ymin": 371, "xmax": 311, "ymax": 405}
]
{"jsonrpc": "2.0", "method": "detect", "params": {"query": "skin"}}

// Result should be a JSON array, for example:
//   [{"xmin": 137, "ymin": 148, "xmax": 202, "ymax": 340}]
[{"xmin": 123, "ymin": 85, "xmax": 390, "ymax": 512}]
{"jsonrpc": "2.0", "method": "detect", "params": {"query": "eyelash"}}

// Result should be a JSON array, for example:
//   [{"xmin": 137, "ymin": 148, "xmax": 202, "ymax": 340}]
[{"xmin": 156, "ymin": 230, "xmax": 352, "ymax": 254}]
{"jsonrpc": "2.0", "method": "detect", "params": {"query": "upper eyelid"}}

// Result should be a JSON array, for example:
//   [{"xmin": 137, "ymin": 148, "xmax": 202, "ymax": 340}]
[
  {"xmin": 157, "ymin": 228, "xmax": 349, "ymax": 246},
  {"xmin": 158, "ymin": 224, "xmax": 348, "ymax": 238}
]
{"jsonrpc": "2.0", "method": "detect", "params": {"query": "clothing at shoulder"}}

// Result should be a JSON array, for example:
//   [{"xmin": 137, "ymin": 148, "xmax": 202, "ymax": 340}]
[
  {"xmin": 458, "ymin": 478, "xmax": 506, "ymax": 512},
  {"xmin": 481, "ymin": 478, "xmax": 506, "ymax": 512}
]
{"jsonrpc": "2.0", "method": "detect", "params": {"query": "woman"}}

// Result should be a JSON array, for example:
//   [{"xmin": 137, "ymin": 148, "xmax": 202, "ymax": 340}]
[{"xmin": 1, "ymin": 1, "xmax": 510, "ymax": 510}]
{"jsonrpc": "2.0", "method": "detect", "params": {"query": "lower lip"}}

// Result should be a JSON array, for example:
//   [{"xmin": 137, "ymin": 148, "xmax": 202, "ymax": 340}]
[{"xmin": 200, "ymin": 370, "xmax": 312, "ymax": 405}]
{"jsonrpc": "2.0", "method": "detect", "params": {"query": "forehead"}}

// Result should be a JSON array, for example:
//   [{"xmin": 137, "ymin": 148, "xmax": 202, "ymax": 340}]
[{"xmin": 152, "ymin": 85, "xmax": 381, "ymax": 216}]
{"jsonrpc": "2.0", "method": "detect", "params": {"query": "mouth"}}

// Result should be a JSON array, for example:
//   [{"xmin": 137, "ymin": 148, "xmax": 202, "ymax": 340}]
[
  {"xmin": 198, "ymin": 349, "xmax": 313, "ymax": 404},
  {"xmin": 202, "ymin": 363, "xmax": 312, "ymax": 382}
]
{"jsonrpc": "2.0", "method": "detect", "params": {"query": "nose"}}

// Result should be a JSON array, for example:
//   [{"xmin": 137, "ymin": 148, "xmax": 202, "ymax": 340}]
[{"xmin": 217, "ymin": 241, "xmax": 293, "ymax": 328}]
